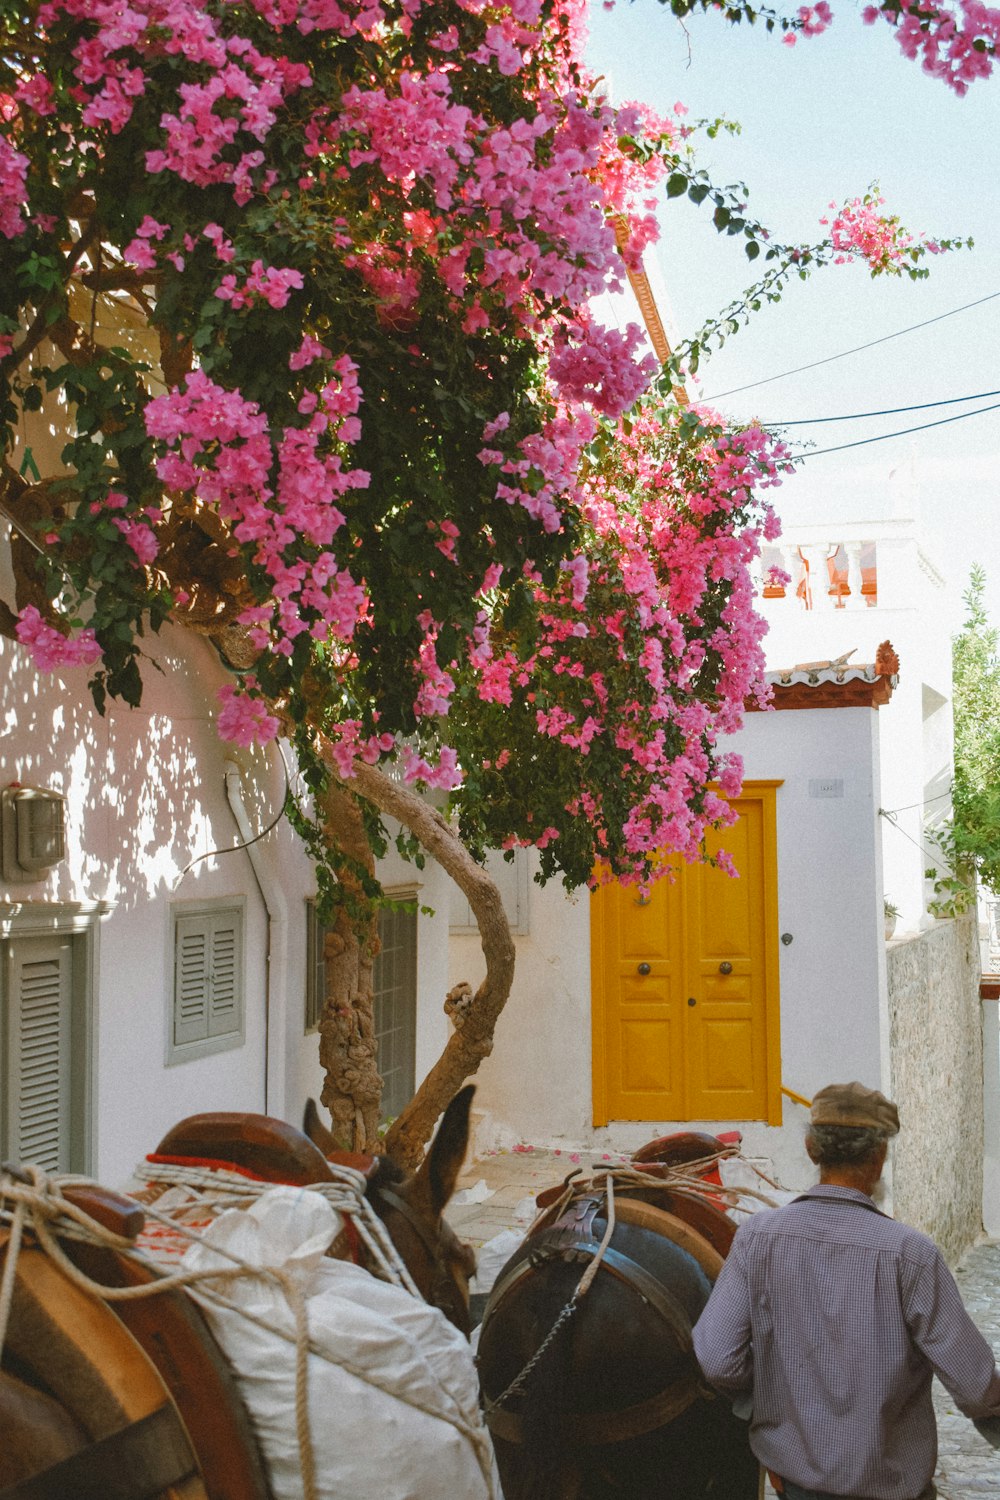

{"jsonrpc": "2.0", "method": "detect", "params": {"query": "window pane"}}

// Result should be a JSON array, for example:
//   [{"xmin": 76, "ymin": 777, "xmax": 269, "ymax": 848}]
[{"xmin": 373, "ymin": 906, "xmax": 417, "ymax": 1122}]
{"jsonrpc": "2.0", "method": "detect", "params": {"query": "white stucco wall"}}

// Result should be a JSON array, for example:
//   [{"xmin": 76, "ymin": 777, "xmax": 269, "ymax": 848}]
[
  {"xmin": 2, "ymin": 614, "xmax": 454, "ymax": 1183},
  {"xmin": 451, "ymin": 702, "xmax": 889, "ymax": 1191},
  {"xmin": 758, "ymin": 465, "xmax": 955, "ymax": 942},
  {"xmin": 1, "ymin": 625, "xmax": 278, "ymax": 1186}
]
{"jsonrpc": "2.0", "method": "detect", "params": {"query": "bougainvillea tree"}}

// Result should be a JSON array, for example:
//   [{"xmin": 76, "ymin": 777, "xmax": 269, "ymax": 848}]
[{"xmin": 0, "ymin": 0, "xmax": 971, "ymax": 1157}]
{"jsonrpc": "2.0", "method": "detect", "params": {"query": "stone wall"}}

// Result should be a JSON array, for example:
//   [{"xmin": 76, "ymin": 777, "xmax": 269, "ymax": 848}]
[{"xmin": 887, "ymin": 915, "xmax": 983, "ymax": 1263}]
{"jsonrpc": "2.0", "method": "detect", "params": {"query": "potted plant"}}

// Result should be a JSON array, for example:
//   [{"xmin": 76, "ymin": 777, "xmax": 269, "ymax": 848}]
[{"xmin": 884, "ymin": 898, "xmax": 900, "ymax": 940}]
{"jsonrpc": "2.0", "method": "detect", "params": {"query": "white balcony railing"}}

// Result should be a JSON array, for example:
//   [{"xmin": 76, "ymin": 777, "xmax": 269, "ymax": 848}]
[
  {"xmin": 757, "ymin": 541, "xmax": 877, "ymax": 612},
  {"xmin": 756, "ymin": 529, "xmax": 946, "ymax": 616}
]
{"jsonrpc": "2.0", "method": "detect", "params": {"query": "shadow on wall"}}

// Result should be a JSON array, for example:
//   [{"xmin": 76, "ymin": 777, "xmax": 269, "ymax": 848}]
[{"xmin": 0, "ymin": 631, "xmax": 279, "ymax": 913}]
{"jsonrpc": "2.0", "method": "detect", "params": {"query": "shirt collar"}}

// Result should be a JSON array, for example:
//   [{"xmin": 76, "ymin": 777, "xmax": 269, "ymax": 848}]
[{"xmin": 796, "ymin": 1183, "xmax": 888, "ymax": 1215}]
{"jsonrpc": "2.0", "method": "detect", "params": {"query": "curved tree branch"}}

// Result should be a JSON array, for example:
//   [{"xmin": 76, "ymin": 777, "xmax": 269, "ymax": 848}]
[{"xmin": 317, "ymin": 742, "xmax": 516, "ymax": 1166}]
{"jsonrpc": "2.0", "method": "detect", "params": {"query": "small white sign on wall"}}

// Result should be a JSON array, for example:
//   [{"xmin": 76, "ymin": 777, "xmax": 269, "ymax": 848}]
[{"xmin": 808, "ymin": 778, "xmax": 845, "ymax": 799}]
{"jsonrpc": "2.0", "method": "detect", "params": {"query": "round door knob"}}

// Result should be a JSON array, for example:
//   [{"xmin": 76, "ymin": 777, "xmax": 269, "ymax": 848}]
[
  {"xmin": 637, "ymin": 963, "xmax": 651, "ymax": 976},
  {"xmin": 687, "ymin": 996, "xmax": 697, "ymax": 1007},
  {"xmin": 719, "ymin": 961, "xmax": 733, "ymax": 975}
]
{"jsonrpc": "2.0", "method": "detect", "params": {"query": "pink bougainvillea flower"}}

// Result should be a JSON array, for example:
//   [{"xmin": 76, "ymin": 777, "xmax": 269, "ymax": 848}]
[
  {"xmin": 217, "ymin": 680, "xmax": 281, "ymax": 747},
  {"xmin": 15, "ymin": 606, "xmax": 102, "ymax": 672}
]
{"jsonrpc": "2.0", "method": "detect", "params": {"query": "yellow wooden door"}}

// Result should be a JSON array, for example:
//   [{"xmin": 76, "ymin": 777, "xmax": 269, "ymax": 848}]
[{"xmin": 591, "ymin": 782, "xmax": 781, "ymax": 1127}]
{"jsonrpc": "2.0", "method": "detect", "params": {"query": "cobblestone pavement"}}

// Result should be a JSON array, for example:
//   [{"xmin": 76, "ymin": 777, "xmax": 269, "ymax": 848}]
[{"xmin": 933, "ymin": 1239, "xmax": 1000, "ymax": 1500}]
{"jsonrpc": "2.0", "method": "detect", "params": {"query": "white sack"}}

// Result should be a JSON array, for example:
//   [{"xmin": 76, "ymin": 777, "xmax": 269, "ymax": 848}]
[
  {"xmin": 471, "ymin": 1229, "xmax": 525, "ymax": 1296},
  {"xmin": 182, "ymin": 1186, "xmax": 498, "ymax": 1500}
]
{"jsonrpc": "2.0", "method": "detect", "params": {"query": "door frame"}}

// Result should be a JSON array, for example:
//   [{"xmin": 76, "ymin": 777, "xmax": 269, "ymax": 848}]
[
  {"xmin": 0, "ymin": 900, "xmax": 109, "ymax": 1172},
  {"xmin": 590, "ymin": 781, "xmax": 783, "ymax": 1129}
]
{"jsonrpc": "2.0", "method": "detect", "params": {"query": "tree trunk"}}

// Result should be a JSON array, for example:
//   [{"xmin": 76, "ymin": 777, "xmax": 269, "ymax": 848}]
[
  {"xmin": 315, "ymin": 742, "xmax": 516, "ymax": 1168},
  {"xmin": 314, "ymin": 780, "xmax": 383, "ymax": 1151}
]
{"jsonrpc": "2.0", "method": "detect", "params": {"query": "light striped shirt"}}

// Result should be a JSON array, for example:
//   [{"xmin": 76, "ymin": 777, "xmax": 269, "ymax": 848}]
[{"xmin": 692, "ymin": 1185, "xmax": 1000, "ymax": 1500}]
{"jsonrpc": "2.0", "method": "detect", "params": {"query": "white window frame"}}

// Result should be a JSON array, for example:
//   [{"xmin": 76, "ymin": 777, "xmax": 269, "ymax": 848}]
[
  {"xmin": 0, "ymin": 900, "xmax": 108, "ymax": 1174},
  {"xmin": 449, "ymin": 847, "xmax": 531, "ymax": 936},
  {"xmin": 167, "ymin": 898, "xmax": 246, "ymax": 1065}
]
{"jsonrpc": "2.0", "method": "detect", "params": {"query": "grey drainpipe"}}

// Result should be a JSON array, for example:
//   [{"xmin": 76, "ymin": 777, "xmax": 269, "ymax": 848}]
[{"xmin": 224, "ymin": 762, "xmax": 288, "ymax": 1119}]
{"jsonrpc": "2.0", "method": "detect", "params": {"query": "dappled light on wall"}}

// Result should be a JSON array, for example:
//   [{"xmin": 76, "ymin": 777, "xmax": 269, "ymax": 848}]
[{"xmin": 0, "ymin": 627, "xmax": 278, "ymax": 912}]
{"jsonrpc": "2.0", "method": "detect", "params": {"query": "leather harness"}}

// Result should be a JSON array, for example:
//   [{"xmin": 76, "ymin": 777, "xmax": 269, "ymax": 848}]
[{"xmin": 479, "ymin": 1194, "xmax": 707, "ymax": 1445}]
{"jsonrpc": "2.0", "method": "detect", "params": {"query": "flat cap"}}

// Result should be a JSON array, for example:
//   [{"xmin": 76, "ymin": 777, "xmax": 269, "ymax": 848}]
[{"xmin": 810, "ymin": 1081, "xmax": 899, "ymax": 1136}]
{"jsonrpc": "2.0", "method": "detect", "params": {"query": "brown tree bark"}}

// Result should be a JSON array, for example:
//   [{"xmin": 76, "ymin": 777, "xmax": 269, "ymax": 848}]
[
  {"xmin": 314, "ymin": 780, "xmax": 383, "ymax": 1152},
  {"xmin": 315, "ymin": 743, "xmax": 516, "ymax": 1168}
]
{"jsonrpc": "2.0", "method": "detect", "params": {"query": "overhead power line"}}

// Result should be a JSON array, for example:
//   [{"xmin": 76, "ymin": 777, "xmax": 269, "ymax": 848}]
[
  {"xmin": 793, "ymin": 398, "xmax": 1000, "ymax": 461},
  {"xmin": 703, "ymin": 289, "xmax": 1000, "ymax": 402},
  {"xmin": 767, "ymin": 386, "xmax": 1000, "ymax": 427}
]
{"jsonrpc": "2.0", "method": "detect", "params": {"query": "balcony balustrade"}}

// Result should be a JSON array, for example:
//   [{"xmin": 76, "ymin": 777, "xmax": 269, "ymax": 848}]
[{"xmin": 757, "ymin": 541, "xmax": 877, "ymax": 611}]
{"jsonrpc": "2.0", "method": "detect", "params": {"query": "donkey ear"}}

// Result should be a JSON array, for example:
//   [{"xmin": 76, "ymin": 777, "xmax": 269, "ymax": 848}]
[
  {"xmin": 419, "ymin": 1084, "xmax": 475, "ymax": 1217},
  {"xmin": 303, "ymin": 1098, "xmax": 339, "ymax": 1158}
]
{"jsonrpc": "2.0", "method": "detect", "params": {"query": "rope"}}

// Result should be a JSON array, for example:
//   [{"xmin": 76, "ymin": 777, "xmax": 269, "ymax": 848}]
[
  {"xmin": 0, "ymin": 1191, "xmax": 25, "ymax": 1356},
  {"xmin": 613, "ymin": 1151, "xmax": 784, "ymax": 1209},
  {"xmin": 531, "ymin": 1152, "xmax": 783, "ymax": 1220},
  {"xmin": 575, "ymin": 1169, "xmax": 616, "ymax": 1299},
  {"xmin": 132, "ymin": 1158, "xmax": 422, "ymax": 1297},
  {"xmin": 0, "ymin": 1163, "xmax": 495, "ymax": 1498},
  {"xmin": 1, "ymin": 1164, "xmax": 322, "ymax": 1500},
  {"xmin": 482, "ymin": 1298, "xmax": 580, "ymax": 1414},
  {"xmin": 484, "ymin": 1172, "xmax": 620, "ymax": 1414}
]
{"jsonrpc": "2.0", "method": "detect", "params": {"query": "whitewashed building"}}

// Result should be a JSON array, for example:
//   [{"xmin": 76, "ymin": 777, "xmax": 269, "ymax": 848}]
[
  {"xmin": 451, "ymin": 461, "xmax": 986, "ymax": 1262},
  {"xmin": 1, "ymin": 270, "xmax": 988, "ymax": 1256}
]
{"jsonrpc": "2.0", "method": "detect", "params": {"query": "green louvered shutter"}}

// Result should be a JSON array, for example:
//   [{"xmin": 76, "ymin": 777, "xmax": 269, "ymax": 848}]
[
  {"xmin": 4, "ymin": 934, "xmax": 74, "ymax": 1173},
  {"xmin": 171, "ymin": 904, "xmax": 244, "ymax": 1060},
  {"xmin": 208, "ymin": 912, "xmax": 241, "ymax": 1038},
  {"xmin": 174, "ymin": 913, "xmax": 211, "ymax": 1047}
]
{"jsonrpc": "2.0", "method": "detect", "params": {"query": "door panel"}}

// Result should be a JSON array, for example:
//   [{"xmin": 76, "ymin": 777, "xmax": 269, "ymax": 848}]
[
  {"xmin": 602, "ymin": 863, "xmax": 686, "ymax": 1119},
  {"xmin": 591, "ymin": 784, "xmax": 781, "ymax": 1126}
]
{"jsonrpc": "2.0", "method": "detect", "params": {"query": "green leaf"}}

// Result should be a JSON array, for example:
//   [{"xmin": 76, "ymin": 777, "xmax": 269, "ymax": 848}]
[{"xmin": 666, "ymin": 173, "xmax": 688, "ymax": 199}]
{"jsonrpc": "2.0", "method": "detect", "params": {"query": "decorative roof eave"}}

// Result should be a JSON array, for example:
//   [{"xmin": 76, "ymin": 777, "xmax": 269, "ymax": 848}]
[
  {"xmin": 745, "ymin": 641, "xmax": 901, "ymax": 713},
  {"xmin": 612, "ymin": 216, "xmax": 688, "ymax": 406}
]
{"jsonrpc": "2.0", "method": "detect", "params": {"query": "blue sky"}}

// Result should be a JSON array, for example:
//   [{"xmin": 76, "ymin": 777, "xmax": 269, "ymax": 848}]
[{"xmin": 587, "ymin": 1, "xmax": 1000, "ymax": 629}]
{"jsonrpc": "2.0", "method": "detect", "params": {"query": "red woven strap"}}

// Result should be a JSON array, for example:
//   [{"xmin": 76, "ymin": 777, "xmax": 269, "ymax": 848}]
[
  {"xmin": 146, "ymin": 1152, "xmax": 269, "ymax": 1181},
  {"xmin": 338, "ymin": 1215, "xmax": 363, "ymax": 1263}
]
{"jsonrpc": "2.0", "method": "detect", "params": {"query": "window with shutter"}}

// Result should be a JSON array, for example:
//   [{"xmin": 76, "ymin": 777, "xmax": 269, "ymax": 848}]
[
  {"xmin": 208, "ymin": 916, "xmax": 239, "ymax": 1038},
  {"xmin": 373, "ymin": 903, "xmax": 417, "ymax": 1123},
  {"xmin": 449, "ymin": 847, "xmax": 530, "ymax": 936},
  {"xmin": 304, "ymin": 898, "xmax": 325, "ymax": 1032},
  {"xmin": 304, "ymin": 895, "xmax": 417, "ymax": 1124},
  {"xmin": 169, "ymin": 902, "xmax": 245, "ymax": 1063},
  {"xmin": 3, "ymin": 900, "xmax": 105, "ymax": 1176},
  {"xmin": 2, "ymin": 934, "xmax": 74, "ymax": 1173}
]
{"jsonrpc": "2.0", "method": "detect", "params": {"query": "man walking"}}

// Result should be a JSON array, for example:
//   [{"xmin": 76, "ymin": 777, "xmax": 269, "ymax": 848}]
[{"xmin": 692, "ymin": 1081, "xmax": 1000, "ymax": 1500}]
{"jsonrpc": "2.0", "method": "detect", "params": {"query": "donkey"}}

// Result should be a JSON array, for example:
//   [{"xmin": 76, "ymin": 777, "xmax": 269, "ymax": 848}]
[
  {"xmin": 0, "ymin": 1085, "xmax": 481, "ymax": 1498},
  {"xmin": 303, "ymin": 1085, "xmax": 478, "ymax": 1333},
  {"xmin": 475, "ymin": 1172, "xmax": 759, "ymax": 1500}
]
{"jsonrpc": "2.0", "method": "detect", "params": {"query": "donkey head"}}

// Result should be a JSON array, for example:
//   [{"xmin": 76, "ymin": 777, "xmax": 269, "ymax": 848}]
[{"xmin": 305, "ymin": 1086, "xmax": 477, "ymax": 1335}]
